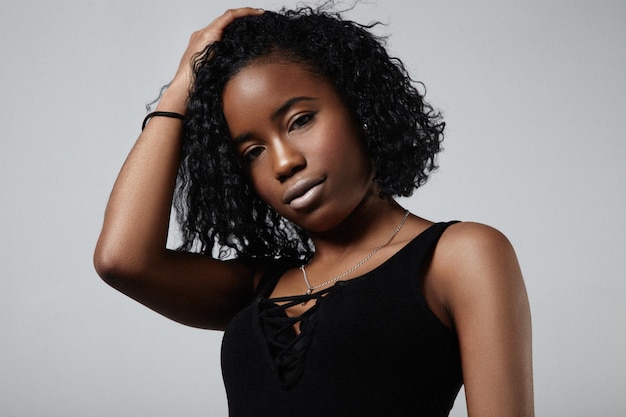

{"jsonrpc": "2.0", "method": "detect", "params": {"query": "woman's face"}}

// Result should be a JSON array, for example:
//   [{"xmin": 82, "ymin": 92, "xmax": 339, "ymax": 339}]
[{"xmin": 222, "ymin": 59, "xmax": 376, "ymax": 232}]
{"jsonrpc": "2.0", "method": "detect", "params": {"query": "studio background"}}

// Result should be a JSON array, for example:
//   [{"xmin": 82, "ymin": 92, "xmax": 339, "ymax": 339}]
[{"xmin": 1, "ymin": 1, "xmax": 624, "ymax": 416}]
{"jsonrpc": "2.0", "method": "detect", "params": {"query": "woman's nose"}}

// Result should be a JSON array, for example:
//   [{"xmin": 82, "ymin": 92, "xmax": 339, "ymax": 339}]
[{"xmin": 272, "ymin": 140, "xmax": 306, "ymax": 182}]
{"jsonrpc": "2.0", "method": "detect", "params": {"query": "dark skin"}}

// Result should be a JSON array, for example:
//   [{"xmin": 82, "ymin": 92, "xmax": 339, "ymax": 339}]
[
  {"xmin": 94, "ymin": 8, "xmax": 534, "ymax": 416},
  {"xmin": 222, "ymin": 59, "xmax": 427, "ymax": 317}
]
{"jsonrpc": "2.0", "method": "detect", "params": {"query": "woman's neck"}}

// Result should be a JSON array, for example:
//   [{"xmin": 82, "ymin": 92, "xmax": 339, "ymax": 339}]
[{"xmin": 307, "ymin": 196, "xmax": 408, "ymax": 263}]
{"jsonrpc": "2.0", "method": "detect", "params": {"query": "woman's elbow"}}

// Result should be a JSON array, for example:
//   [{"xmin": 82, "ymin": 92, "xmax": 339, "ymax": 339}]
[{"xmin": 93, "ymin": 240, "xmax": 147, "ymax": 289}]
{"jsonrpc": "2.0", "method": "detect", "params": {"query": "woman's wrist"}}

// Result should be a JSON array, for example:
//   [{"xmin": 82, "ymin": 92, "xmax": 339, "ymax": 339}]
[
  {"xmin": 155, "ymin": 77, "xmax": 190, "ymax": 114},
  {"xmin": 142, "ymin": 111, "xmax": 185, "ymax": 131}
]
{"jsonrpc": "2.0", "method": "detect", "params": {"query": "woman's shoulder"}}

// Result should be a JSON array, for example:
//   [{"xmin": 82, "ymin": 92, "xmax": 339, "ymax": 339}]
[
  {"xmin": 403, "ymin": 218, "xmax": 514, "ymax": 266},
  {"xmin": 439, "ymin": 221, "xmax": 513, "ymax": 253},
  {"xmin": 428, "ymin": 221, "xmax": 522, "ymax": 302}
]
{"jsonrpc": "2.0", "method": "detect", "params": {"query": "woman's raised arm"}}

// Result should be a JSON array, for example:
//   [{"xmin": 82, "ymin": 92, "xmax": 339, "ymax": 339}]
[{"xmin": 93, "ymin": 8, "xmax": 264, "ymax": 330}]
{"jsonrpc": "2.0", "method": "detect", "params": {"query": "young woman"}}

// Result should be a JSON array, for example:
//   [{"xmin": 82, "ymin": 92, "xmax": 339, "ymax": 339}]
[{"xmin": 94, "ymin": 6, "xmax": 534, "ymax": 416}]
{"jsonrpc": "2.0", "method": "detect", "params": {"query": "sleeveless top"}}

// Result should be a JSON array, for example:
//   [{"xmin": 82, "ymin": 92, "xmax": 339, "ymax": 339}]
[{"xmin": 221, "ymin": 221, "xmax": 463, "ymax": 417}]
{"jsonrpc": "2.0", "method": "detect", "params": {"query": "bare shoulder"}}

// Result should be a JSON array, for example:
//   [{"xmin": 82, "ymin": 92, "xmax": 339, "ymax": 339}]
[
  {"xmin": 429, "ymin": 221, "xmax": 524, "ymax": 313},
  {"xmin": 438, "ymin": 221, "xmax": 514, "ymax": 255},
  {"xmin": 434, "ymin": 221, "xmax": 517, "ymax": 271}
]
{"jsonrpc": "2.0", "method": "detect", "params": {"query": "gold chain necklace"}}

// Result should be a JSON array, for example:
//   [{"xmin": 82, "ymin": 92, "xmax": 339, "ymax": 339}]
[{"xmin": 300, "ymin": 210, "xmax": 410, "ymax": 296}]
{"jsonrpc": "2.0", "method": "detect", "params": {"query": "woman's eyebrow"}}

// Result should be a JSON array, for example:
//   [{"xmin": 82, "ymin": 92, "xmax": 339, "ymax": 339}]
[
  {"xmin": 233, "ymin": 96, "xmax": 318, "ymax": 145},
  {"xmin": 270, "ymin": 96, "xmax": 317, "ymax": 122},
  {"xmin": 233, "ymin": 132, "xmax": 253, "ymax": 146}
]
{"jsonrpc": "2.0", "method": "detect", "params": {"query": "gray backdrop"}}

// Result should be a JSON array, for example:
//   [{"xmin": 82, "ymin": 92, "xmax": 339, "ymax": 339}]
[{"xmin": 1, "ymin": 1, "xmax": 624, "ymax": 416}]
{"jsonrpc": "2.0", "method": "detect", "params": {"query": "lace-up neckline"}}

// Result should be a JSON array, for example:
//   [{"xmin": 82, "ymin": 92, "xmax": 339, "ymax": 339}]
[{"xmin": 258, "ymin": 287, "xmax": 335, "ymax": 388}]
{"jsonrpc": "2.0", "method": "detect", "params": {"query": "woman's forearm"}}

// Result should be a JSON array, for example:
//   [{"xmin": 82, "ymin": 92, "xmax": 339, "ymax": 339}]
[{"xmin": 94, "ymin": 82, "xmax": 188, "ymax": 278}]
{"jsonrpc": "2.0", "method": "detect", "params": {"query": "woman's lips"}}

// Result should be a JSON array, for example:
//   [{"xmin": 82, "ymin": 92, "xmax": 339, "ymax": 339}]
[{"xmin": 283, "ymin": 177, "xmax": 326, "ymax": 209}]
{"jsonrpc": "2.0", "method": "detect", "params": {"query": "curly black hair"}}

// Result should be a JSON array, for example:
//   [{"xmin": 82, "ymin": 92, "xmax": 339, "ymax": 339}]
[{"xmin": 174, "ymin": 5, "xmax": 444, "ymax": 262}]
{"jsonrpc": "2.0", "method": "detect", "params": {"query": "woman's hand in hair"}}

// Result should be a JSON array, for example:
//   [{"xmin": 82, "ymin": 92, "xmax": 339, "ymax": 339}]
[{"xmin": 169, "ymin": 8, "xmax": 264, "ymax": 103}]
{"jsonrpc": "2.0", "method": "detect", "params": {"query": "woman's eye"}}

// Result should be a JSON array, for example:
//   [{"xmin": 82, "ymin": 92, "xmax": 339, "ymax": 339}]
[
  {"xmin": 243, "ymin": 146, "xmax": 265, "ymax": 162},
  {"xmin": 288, "ymin": 113, "xmax": 315, "ymax": 132}
]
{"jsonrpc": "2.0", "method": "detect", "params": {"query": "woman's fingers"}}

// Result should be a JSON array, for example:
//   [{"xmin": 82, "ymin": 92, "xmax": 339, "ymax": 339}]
[
  {"xmin": 204, "ymin": 7, "xmax": 264, "ymax": 40},
  {"xmin": 174, "ymin": 8, "xmax": 263, "ymax": 83},
  {"xmin": 164, "ymin": 8, "xmax": 263, "ymax": 111}
]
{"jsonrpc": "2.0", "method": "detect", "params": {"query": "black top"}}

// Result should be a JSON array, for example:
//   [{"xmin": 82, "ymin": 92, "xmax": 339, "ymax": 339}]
[{"xmin": 221, "ymin": 222, "xmax": 463, "ymax": 417}]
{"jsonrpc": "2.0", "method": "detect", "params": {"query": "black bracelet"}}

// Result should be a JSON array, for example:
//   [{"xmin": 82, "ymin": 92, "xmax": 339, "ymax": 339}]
[{"xmin": 141, "ymin": 111, "xmax": 185, "ymax": 130}]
